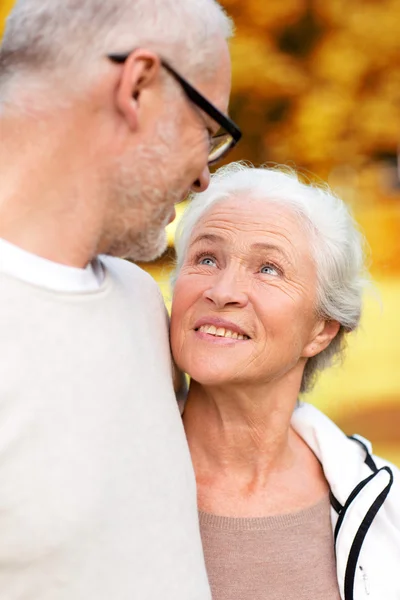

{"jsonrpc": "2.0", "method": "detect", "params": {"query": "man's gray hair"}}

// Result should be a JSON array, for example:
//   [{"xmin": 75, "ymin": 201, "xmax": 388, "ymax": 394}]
[
  {"xmin": 173, "ymin": 162, "xmax": 369, "ymax": 393},
  {"xmin": 0, "ymin": 0, "xmax": 233, "ymax": 95}
]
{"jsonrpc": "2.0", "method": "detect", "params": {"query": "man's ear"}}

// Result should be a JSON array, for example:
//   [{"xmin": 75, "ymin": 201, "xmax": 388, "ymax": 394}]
[
  {"xmin": 115, "ymin": 50, "xmax": 161, "ymax": 131},
  {"xmin": 302, "ymin": 319, "xmax": 341, "ymax": 359}
]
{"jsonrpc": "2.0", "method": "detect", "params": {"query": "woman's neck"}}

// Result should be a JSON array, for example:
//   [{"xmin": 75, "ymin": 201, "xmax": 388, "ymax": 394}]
[
  {"xmin": 183, "ymin": 379, "xmax": 329, "ymax": 517},
  {"xmin": 183, "ymin": 379, "xmax": 300, "ymax": 483}
]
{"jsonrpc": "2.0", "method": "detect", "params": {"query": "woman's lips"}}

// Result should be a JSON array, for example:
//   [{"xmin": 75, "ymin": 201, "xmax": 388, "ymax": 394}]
[
  {"xmin": 193, "ymin": 316, "xmax": 251, "ymax": 341},
  {"xmin": 194, "ymin": 328, "xmax": 250, "ymax": 345}
]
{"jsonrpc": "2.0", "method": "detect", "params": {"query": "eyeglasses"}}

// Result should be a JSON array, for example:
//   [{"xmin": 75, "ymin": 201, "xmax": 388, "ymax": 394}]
[{"xmin": 108, "ymin": 53, "xmax": 242, "ymax": 166}]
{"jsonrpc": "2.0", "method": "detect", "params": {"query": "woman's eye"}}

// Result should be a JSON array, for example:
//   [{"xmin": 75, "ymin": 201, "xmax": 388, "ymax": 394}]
[
  {"xmin": 199, "ymin": 257, "xmax": 216, "ymax": 266},
  {"xmin": 260, "ymin": 264, "xmax": 279, "ymax": 276}
]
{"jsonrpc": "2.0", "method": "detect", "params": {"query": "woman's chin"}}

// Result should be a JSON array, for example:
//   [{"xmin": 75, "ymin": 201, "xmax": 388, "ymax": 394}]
[
  {"xmin": 176, "ymin": 351, "xmax": 250, "ymax": 387},
  {"xmin": 186, "ymin": 365, "xmax": 240, "ymax": 387}
]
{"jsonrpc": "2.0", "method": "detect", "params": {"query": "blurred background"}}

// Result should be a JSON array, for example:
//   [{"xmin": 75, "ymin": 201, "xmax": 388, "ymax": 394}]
[{"xmin": 1, "ymin": 0, "xmax": 400, "ymax": 464}]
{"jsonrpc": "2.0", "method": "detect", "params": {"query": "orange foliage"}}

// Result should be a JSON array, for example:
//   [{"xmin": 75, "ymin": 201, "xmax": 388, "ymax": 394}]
[
  {"xmin": 220, "ymin": 0, "xmax": 400, "ymax": 274},
  {"xmin": 223, "ymin": 0, "xmax": 400, "ymax": 174}
]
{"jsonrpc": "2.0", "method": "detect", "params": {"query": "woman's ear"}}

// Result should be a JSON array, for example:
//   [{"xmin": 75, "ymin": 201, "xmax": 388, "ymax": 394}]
[
  {"xmin": 114, "ymin": 50, "xmax": 161, "ymax": 131},
  {"xmin": 302, "ymin": 319, "xmax": 341, "ymax": 358}
]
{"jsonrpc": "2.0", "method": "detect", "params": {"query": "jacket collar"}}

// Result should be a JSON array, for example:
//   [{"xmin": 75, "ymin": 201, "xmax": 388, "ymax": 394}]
[{"xmin": 291, "ymin": 402, "xmax": 374, "ymax": 505}]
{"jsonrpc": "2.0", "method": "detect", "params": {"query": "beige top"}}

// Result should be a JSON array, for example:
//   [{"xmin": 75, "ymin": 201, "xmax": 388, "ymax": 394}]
[{"xmin": 199, "ymin": 495, "xmax": 341, "ymax": 600}]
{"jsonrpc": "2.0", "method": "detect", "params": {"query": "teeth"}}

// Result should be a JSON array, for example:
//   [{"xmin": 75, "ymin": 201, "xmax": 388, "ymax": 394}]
[{"xmin": 198, "ymin": 324, "xmax": 249, "ymax": 340}]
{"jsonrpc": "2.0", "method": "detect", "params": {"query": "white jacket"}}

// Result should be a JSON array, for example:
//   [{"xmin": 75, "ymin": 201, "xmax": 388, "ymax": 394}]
[{"xmin": 292, "ymin": 402, "xmax": 400, "ymax": 600}]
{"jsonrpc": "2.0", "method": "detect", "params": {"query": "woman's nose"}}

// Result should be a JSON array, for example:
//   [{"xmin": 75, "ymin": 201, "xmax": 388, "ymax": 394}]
[
  {"xmin": 203, "ymin": 272, "xmax": 248, "ymax": 309},
  {"xmin": 191, "ymin": 166, "xmax": 210, "ymax": 193}
]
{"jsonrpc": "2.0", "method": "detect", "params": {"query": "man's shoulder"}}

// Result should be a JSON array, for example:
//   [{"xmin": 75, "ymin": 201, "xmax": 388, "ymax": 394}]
[
  {"xmin": 99, "ymin": 256, "xmax": 167, "ymax": 317},
  {"xmin": 100, "ymin": 256, "xmax": 159, "ymax": 290}
]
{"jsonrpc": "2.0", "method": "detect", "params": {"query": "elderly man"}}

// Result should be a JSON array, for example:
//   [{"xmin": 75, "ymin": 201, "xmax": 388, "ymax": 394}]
[{"xmin": 0, "ymin": 0, "xmax": 241, "ymax": 598}]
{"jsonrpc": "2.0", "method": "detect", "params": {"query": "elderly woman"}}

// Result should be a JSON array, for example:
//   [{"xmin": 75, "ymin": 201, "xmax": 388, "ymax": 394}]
[{"xmin": 170, "ymin": 163, "xmax": 400, "ymax": 600}]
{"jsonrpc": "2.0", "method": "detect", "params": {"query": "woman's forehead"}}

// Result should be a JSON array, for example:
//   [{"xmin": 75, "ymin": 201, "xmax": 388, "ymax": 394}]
[{"xmin": 190, "ymin": 197, "xmax": 308, "ymax": 245}]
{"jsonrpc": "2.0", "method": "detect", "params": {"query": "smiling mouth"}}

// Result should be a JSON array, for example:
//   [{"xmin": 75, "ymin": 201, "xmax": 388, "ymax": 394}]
[{"xmin": 196, "ymin": 324, "xmax": 250, "ymax": 340}]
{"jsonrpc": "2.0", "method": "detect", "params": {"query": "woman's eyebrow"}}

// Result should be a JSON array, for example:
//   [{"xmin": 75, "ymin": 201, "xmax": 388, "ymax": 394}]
[
  {"xmin": 251, "ymin": 242, "xmax": 292, "ymax": 263},
  {"xmin": 189, "ymin": 236, "xmax": 292, "ymax": 261},
  {"xmin": 189, "ymin": 233, "xmax": 225, "ymax": 247}
]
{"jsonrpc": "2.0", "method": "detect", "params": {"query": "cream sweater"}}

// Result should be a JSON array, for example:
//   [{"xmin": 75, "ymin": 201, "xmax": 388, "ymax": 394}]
[{"xmin": 0, "ymin": 257, "xmax": 210, "ymax": 600}]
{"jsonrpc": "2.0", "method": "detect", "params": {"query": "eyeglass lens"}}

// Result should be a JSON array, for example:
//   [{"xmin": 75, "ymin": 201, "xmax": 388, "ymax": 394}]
[{"xmin": 208, "ymin": 133, "xmax": 233, "ymax": 165}]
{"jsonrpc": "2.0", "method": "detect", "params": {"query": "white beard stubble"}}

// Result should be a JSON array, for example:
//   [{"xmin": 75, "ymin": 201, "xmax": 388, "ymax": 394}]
[{"xmin": 106, "ymin": 118, "xmax": 186, "ymax": 262}]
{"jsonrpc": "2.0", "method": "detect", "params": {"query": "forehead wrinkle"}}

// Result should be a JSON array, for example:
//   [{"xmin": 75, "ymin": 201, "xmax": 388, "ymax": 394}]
[
  {"xmin": 189, "ymin": 232, "xmax": 225, "ymax": 248},
  {"xmin": 189, "ymin": 203, "xmax": 314, "ymax": 269},
  {"xmin": 191, "ymin": 219, "xmax": 301, "ymax": 265},
  {"xmin": 195, "ymin": 206, "xmax": 298, "ymax": 238}
]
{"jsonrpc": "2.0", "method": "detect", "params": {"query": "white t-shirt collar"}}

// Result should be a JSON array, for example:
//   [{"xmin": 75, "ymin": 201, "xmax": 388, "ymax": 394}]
[{"xmin": 0, "ymin": 237, "xmax": 104, "ymax": 292}]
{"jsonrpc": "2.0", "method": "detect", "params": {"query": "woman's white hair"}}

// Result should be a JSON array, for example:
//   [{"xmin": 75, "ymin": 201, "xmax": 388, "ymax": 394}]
[
  {"xmin": 173, "ymin": 162, "xmax": 369, "ymax": 393},
  {"xmin": 0, "ymin": 0, "xmax": 232, "ymax": 96}
]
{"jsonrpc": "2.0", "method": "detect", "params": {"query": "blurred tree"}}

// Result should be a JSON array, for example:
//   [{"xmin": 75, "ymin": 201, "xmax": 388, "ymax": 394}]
[
  {"xmin": 223, "ymin": 0, "xmax": 400, "ymax": 180},
  {"xmin": 221, "ymin": 0, "xmax": 400, "ymax": 274}
]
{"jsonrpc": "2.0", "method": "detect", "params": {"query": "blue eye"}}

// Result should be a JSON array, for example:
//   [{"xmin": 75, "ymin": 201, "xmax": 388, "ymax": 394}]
[
  {"xmin": 199, "ymin": 256, "xmax": 216, "ymax": 267},
  {"xmin": 260, "ymin": 264, "xmax": 279, "ymax": 276}
]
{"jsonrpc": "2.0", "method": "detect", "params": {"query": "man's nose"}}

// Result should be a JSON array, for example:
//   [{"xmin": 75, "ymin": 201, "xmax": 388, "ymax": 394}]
[{"xmin": 191, "ymin": 166, "xmax": 210, "ymax": 193}]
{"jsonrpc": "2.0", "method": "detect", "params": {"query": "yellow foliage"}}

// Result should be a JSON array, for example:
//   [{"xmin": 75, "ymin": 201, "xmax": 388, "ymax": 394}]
[
  {"xmin": 225, "ymin": 0, "xmax": 306, "ymax": 29},
  {"xmin": 231, "ymin": 35, "xmax": 308, "ymax": 97},
  {"xmin": 0, "ymin": 0, "xmax": 14, "ymax": 37},
  {"xmin": 223, "ymin": 0, "xmax": 400, "ymax": 171}
]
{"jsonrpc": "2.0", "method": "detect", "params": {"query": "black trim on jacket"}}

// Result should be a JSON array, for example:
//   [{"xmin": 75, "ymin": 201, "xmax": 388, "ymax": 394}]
[
  {"xmin": 330, "ymin": 491, "xmax": 343, "ymax": 514},
  {"xmin": 343, "ymin": 467, "xmax": 394, "ymax": 600},
  {"xmin": 329, "ymin": 437, "xmax": 395, "ymax": 599},
  {"xmin": 330, "ymin": 436, "xmax": 378, "ymax": 517},
  {"xmin": 333, "ymin": 472, "xmax": 376, "ymax": 542},
  {"xmin": 348, "ymin": 435, "xmax": 378, "ymax": 473}
]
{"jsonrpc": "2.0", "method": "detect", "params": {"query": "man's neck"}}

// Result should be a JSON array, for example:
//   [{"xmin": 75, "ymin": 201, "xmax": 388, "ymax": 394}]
[{"xmin": 0, "ymin": 107, "xmax": 107, "ymax": 267}]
